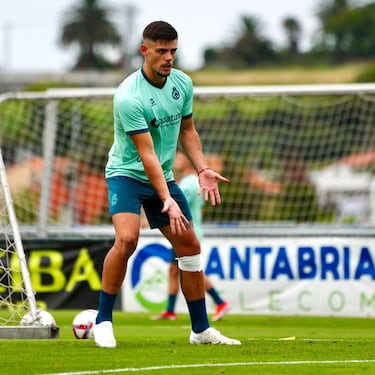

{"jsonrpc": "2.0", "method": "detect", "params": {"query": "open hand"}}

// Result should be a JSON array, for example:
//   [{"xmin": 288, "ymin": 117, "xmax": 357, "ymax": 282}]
[{"xmin": 198, "ymin": 168, "xmax": 229, "ymax": 206}]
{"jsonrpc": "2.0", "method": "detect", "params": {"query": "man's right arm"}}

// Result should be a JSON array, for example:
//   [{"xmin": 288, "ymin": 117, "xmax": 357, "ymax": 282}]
[{"xmin": 130, "ymin": 132, "xmax": 189, "ymax": 235}]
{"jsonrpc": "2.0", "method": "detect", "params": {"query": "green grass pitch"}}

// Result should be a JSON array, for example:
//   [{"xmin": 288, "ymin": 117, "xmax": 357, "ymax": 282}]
[{"xmin": 1, "ymin": 311, "xmax": 375, "ymax": 374}]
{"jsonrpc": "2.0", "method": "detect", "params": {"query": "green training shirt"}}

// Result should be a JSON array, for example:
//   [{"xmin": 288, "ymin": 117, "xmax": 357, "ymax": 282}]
[{"xmin": 106, "ymin": 67, "xmax": 193, "ymax": 182}]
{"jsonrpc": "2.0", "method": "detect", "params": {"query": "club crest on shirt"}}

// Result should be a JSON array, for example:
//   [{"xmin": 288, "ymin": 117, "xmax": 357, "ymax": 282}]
[{"xmin": 172, "ymin": 87, "xmax": 180, "ymax": 100}]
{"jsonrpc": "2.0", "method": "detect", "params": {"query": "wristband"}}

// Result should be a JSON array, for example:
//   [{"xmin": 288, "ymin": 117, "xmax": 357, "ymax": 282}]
[{"xmin": 198, "ymin": 167, "xmax": 210, "ymax": 175}]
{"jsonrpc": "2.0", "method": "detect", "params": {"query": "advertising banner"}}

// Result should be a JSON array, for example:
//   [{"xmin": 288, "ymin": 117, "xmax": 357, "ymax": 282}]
[
  {"xmin": 3, "ymin": 238, "xmax": 114, "ymax": 310},
  {"xmin": 122, "ymin": 236, "xmax": 375, "ymax": 317},
  {"xmin": 3, "ymin": 234, "xmax": 374, "ymax": 316}
]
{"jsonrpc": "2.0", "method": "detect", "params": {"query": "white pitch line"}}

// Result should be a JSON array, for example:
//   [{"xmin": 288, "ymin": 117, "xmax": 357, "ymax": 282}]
[
  {"xmin": 40, "ymin": 359, "xmax": 375, "ymax": 375},
  {"xmin": 246, "ymin": 337, "xmax": 375, "ymax": 342}
]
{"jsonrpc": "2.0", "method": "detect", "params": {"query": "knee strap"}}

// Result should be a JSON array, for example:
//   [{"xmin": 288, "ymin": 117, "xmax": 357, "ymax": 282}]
[{"xmin": 177, "ymin": 254, "xmax": 202, "ymax": 272}]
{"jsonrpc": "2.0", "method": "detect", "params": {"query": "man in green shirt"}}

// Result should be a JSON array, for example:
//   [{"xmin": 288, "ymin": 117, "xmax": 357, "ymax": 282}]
[{"xmin": 93, "ymin": 20, "xmax": 240, "ymax": 348}]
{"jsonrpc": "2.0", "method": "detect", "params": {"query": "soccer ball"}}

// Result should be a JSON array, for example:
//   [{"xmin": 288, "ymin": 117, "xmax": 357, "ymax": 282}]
[
  {"xmin": 72, "ymin": 309, "xmax": 98, "ymax": 339},
  {"xmin": 20, "ymin": 309, "xmax": 56, "ymax": 327}
]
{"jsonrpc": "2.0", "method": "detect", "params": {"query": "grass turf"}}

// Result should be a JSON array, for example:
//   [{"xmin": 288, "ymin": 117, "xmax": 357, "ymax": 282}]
[{"xmin": 1, "ymin": 311, "xmax": 375, "ymax": 374}]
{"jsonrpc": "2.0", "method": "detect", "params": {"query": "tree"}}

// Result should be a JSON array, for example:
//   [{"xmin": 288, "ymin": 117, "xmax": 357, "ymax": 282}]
[
  {"xmin": 59, "ymin": 0, "xmax": 122, "ymax": 70},
  {"xmin": 314, "ymin": 0, "xmax": 351, "ymax": 59},
  {"xmin": 203, "ymin": 15, "xmax": 277, "ymax": 68},
  {"xmin": 346, "ymin": 3, "xmax": 375, "ymax": 59},
  {"xmin": 316, "ymin": 0, "xmax": 350, "ymax": 23},
  {"xmin": 282, "ymin": 17, "xmax": 302, "ymax": 57},
  {"xmin": 234, "ymin": 16, "xmax": 277, "ymax": 66},
  {"xmin": 313, "ymin": 0, "xmax": 375, "ymax": 61}
]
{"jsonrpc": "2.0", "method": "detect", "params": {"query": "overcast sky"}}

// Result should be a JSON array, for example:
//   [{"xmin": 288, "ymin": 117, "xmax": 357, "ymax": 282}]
[{"xmin": 0, "ymin": 0, "xmax": 370, "ymax": 73}]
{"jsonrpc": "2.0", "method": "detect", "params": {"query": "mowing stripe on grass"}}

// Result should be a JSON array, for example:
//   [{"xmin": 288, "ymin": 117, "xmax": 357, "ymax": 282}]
[{"xmin": 41, "ymin": 359, "xmax": 375, "ymax": 375}]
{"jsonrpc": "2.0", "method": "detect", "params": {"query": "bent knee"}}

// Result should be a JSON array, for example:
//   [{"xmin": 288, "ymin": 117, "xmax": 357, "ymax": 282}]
[
  {"xmin": 114, "ymin": 234, "xmax": 138, "ymax": 256},
  {"xmin": 178, "ymin": 236, "xmax": 201, "ymax": 256}
]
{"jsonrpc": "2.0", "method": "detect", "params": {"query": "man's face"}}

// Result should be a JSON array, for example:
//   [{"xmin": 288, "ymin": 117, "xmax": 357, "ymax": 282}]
[{"xmin": 141, "ymin": 39, "xmax": 178, "ymax": 80}]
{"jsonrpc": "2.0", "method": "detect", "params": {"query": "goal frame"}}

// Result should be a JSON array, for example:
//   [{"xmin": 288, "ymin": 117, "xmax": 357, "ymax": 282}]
[
  {"xmin": 1, "ymin": 82, "xmax": 375, "ymax": 237},
  {"xmin": 0, "ymin": 148, "xmax": 58, "ymax": 338}
]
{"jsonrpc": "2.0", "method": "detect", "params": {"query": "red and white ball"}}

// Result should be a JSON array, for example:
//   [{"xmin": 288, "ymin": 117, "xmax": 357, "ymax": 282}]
[
  {"xmin": 72, "ymin": 309, "xmax": 98, "ymax": 339},
  {"xmin": 20, "ymin": 309, "xmax": 56, "ymax": 327}
]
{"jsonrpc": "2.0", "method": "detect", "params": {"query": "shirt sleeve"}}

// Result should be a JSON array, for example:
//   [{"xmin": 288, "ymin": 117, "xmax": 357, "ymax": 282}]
[
  {"xmin": 115, "ymin": 93, "xmax": 149, "ymax": 133},
  {"xmin": 181, "ymin": 76, "xmax": 194, "ymax": 119}
]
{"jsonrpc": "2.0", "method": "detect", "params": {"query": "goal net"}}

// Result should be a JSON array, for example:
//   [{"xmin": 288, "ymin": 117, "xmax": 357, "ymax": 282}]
[
  {"xmin": 0, "ymin": 84, "xmax": 375, "ymax": 235},
  {"xmin": 0, "ymin": 147, "xmax": 59, "ymax": 338},
  {"xmin": 0, "ymin": 146, "xmax": 37, "ymax": 314}
]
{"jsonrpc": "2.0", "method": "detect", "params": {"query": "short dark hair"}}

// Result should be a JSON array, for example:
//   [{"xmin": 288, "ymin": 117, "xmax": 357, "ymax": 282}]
[{"xmin": 143, "ymin": 21, "xmax": 178, "ymax": 42}]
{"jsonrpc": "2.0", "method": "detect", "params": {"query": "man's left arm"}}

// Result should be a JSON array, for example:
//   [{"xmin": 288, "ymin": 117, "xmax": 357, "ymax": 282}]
[
  {"xmin": 179, "ymin": 118, "xmax": 207, "ymax": 171},
  {"xmin": 179, "ymin": 118, "xmax": 229, "ymax": 206}
]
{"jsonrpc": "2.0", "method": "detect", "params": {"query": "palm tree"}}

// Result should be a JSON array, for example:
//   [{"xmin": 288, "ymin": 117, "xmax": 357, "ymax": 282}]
[
  {"xmin": 231, "ymin": 16, "xmax": 277, "ymax": 67},
  {"xmin": 59, "ymin": 0, "xmax": 122, "ymax": 70},
  {"xmin": 282, "ymin": 17, "xmax": 301, "ymax": 57}
]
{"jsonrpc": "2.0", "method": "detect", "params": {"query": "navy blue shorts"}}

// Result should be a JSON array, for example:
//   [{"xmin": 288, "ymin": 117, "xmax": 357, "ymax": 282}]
[{"xmin": 106, "ymin": 176, "xmax": 192, "ymax": 229}]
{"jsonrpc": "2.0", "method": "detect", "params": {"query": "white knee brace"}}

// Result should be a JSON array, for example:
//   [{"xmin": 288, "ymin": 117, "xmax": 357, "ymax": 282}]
[{"xmin": 177, "ymin": 254, "xmax": 202, "ymax": 272}]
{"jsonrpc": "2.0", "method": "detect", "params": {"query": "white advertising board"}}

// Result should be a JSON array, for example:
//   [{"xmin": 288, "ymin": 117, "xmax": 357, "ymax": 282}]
[{"xmin": 121, "ymin": 235, "xmax": 375, "ymax": 317}]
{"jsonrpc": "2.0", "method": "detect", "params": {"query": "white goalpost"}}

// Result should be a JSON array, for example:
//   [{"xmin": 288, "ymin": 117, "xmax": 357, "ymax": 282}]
[{"xmin": 0, "ymin": 148, "xmax": 58, "ymax": 338}]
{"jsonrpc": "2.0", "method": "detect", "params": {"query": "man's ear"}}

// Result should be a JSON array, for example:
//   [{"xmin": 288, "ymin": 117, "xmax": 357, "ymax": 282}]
[{"xmin": 140, "ymin": 44, "xmax": 147, "ymax": 56}]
